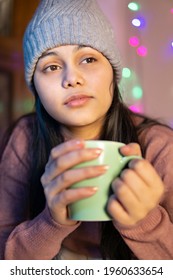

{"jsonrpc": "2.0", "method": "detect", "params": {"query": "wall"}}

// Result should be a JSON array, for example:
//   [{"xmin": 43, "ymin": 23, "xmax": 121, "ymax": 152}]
[
  {"xmin": 98, "ymin": 0, "xmax": 173, "ymax": 126},
  {"xmin": 0, "ymin": 0, "xmax": 39, "ymax": 135},
  {"xmin": 0, "ymin": 0, "xmax": 173, "ymax": 132}
]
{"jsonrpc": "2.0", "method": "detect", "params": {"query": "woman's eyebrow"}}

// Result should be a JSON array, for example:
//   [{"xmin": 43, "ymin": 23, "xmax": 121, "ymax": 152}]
[
  {"xmin": 39, "ymin": 51, "xmax": 59, "ymax": 59},
  {"xmin": 40, "ymin": 45, "xmax": 88, "ymax": 60},
  {"xmin": 76, "ymin": 45, "xmax": 88, "ymax": 50}
]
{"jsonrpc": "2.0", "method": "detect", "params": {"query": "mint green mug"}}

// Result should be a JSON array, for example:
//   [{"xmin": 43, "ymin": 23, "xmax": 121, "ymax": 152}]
[{"xmin": 69, "ymin": 140, "xmax": 141, "ymax": 221}]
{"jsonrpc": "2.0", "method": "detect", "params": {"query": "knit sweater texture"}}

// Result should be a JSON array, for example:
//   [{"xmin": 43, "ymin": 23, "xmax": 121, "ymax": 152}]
[{"xmin": 0, "ymin": 115, "xmax": 173, "ymax": 259}]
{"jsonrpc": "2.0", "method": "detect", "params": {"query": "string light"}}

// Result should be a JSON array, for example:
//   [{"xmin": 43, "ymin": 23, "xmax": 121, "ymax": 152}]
[
  {"xmin": 129, "ymin": 36, "xmax": 140, "ymax": 47},
  {"xmin": 129, "ymin": 104, "xmax": 143, "ymax": 113},
  {"xmin": 137, "ymin": 45, "xmax": 148, "ymax": 56},
  {"xmin": 132, "ymin": 17, "xmax": 146, "ymax": 28},
  {"xmin": 127, "ymin": 2, "xmax": 144, "ymax": 110},
  {"xmin": 128, "ymin": 2, "xmax": 140, "ymax": 11},
  {"xmin": 122, "ymin": 67, "xmax": 132, "ymax": 78},
  {"xmin": 132, "ymin": 86, "xmax": 143, "ymax": 99},
  {"xmin": 132, "ymin": 18, "xmax": 141, "ymax": 27}
]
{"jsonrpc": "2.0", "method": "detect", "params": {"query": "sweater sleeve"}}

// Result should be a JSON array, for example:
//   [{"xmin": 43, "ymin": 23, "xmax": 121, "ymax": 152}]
[
  {"xmin": 114, "ymin": 125, "xmax": 173, "ymax": 260},
  {"xmin": 0, "ymin": 117, "xmax": 79, "ymax": 260},
  {"xmin": 5, "ymin": 206, "xmax": 79, "ymax": 260}
]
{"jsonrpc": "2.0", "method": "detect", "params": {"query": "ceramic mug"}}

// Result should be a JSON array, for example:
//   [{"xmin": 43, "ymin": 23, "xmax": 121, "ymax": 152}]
[{"xmin": 69, "ymin": 140, "xmax": 141, "ymax": 221}]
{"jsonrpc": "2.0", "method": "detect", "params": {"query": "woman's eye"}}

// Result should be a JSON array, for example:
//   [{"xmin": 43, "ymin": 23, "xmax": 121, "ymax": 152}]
[
  {"xmin": 82, "ymin": 57, "xmax": 97, "ymax": 64},
  {"xmin": 44, "ymin": 65, "xmax": 61, "ymax": 72}
]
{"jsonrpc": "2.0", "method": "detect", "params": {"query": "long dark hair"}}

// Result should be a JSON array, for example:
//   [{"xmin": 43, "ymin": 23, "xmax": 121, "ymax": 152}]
[
  {"xmin": 0, "ymin": 71, "xmax": 161, "ymax": 259},
  {"xmin": 29, "ymin": 71, "xmax": 147, "ymax": 260}
]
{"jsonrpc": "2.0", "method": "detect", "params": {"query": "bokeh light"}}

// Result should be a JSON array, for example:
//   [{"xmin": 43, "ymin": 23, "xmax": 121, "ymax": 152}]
[
  {"xmin": 129, "ymin": 104, "xmax": 143, "ymax": 113},
  {"xmin": 137, "ymin": 45, "xmax": 148, "ymax": 56},
  {"xmin": 132, "ymin": 17, "xmax": 146, "ymax": 28},
  {"xmin": 22, "ymin": 99, "xmax": 34, "ymax": 113},
  {"xmin": 132, "ymin": 18, "xmax": 141, "ymax": 27},
  {"xmin": 128, "ymin": 2, "xmax": 140, "ymax": 11},
  {"xmin": 122, "ymin": 67, "xmax": 132, "ymax": 78},
  {"xmin": 132, "ymin": 86, "xmax": 143, "ymax": 99},
  {"xmin": 129, "ymin": 36, "xmax": 140, "ymax": 47}
]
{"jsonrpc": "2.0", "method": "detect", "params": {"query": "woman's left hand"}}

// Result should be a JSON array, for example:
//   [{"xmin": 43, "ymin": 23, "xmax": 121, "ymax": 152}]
[{"xmin": 107, "ymin": 143, "xmax": 164, "ymax": 227}]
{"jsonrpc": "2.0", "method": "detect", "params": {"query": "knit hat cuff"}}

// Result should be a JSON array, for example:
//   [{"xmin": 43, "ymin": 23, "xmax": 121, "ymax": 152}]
[{"xmin": 23, "ymin": 0, "xmax": 122, "ymax": 90}]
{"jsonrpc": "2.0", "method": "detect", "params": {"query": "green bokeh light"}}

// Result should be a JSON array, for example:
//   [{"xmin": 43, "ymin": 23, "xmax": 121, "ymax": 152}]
[
  {"xmin": 122, "ymin": 67, "xmax": 132, "ymax": 78},
  {"xmin": 23, "ymin": 99, "xmax": 34, "ymax": 112},
  {"xmin": 128, "ymin": 2, "xmax": 140, "ymax": 11},
  {"xmin": 132, "ymin": 86, "xmax": 143, "ymax": 99}
]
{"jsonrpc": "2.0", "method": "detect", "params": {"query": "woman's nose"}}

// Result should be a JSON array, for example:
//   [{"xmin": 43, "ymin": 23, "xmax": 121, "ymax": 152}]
[{"xmin": 62, "ymin": 66, "xmax": 84, "ymax": 88}]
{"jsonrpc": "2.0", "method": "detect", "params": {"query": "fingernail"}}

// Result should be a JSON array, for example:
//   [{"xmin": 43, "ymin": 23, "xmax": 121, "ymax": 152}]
[
  {"xmin": 92, "ymin": 149, "xmax": 102, "ymax": 156},
  {"xmin": 96, "ymin": 165, "xmax": 109, "ymax": 174},
  {"xmin": 119, "ymin": 145, "xmax": 129, "ymax": 154},
  {"xmin": 88, "ymin": 187, "xmax": 98, "ymax": 194},
  {"xmin": 128, "ymin": 158, "xmax": 140, "ymax": 168},
  {"xmin": 74, "ymin": 139, "xmax": 84, "ymax": 147}
]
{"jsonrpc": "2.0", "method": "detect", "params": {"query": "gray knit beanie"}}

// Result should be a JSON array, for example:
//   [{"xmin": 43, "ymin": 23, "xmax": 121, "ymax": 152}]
[{"xmin": 23, "ymin": 0, "xmax": 122, "ymax": 90}]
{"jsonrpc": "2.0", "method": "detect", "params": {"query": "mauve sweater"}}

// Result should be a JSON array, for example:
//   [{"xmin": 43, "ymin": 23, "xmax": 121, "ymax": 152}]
[{"xmin": 0, "ymin": 116, "xmax": 173, "ymax": 260}]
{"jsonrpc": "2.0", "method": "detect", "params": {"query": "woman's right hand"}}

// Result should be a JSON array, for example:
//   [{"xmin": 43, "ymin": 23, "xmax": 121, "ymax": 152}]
[{"xmin": 41, "ymin": 139, "xmax": 107, "ymax": 226}]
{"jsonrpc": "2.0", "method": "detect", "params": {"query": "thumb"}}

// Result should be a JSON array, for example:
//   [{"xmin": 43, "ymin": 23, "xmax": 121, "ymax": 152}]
[{"xmin": 119, "ymin": 143, "xmax": 142, "ymax": 157}]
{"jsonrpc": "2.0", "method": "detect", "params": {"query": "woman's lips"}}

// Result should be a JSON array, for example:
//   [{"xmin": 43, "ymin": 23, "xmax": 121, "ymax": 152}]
[{"xmin": 64, "ymin": 94, "xmax": 93, "ymax": 107}]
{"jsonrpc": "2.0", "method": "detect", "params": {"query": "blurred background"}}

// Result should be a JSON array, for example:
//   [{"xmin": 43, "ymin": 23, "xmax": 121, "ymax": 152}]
[
  {"xmin": 0, "ymin": 0, "xmax": 173, "ymax": 138},
  {"xmin": 0, "ymin": 0, "xmax": 39, "ymax": 138}
]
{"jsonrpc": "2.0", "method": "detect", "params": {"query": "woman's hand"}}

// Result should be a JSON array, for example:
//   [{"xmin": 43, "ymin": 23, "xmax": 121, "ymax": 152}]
[
  {"xmin": 41, "ymin": 139, "xmax": 107, "ymax": 226},
  {"xmin": 107, "ymin": 143, "xmax": 164, "ymax": 227}
]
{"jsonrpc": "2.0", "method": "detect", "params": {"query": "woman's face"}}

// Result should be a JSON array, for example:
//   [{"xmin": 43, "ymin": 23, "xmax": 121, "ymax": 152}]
[{"xmin": 34, "ymin": 45, "xmax": 114, "ymax": 138}]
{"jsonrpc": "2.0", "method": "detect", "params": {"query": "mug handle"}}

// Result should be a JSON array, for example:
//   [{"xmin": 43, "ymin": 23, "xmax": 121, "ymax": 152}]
[{"xmin": 120, "ymin": 154, "xmax": 142, "ymax": 169}]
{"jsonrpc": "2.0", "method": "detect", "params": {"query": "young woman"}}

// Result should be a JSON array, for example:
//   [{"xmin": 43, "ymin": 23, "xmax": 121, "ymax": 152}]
[{"xmin": 0, "ymin": 0, "xmax": 173, "ymax": 260}]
